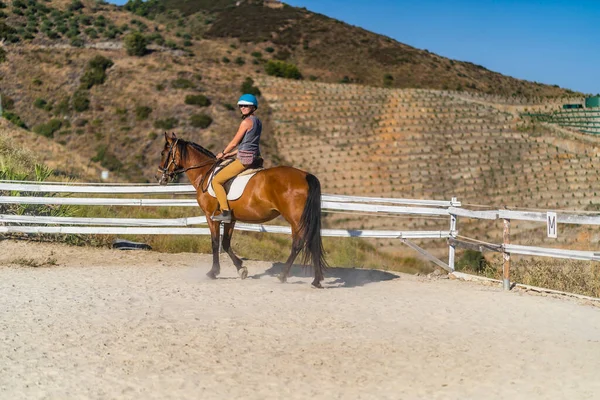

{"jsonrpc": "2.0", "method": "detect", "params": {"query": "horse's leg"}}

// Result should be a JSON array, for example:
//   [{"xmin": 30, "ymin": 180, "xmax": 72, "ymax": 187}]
[
  {"xmin": 279, "ymin": 233, "xmax": 302, "ymax": 283},
  {"xmin": 206, "ymin": 219, "xmax": 221, "ymax": 279},
  {"xmin": 222, "ymin": 222, "xmax": 248, "ymax": 279}
]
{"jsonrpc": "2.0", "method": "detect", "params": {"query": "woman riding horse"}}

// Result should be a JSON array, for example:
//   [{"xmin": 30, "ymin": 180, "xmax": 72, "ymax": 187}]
[
  {"xmin": 211, "ymin": 94, "xmax": 262, "ymax": 224},
  {"xmin": 157, "ymin": 104, "xmax": 327, "ymax": 288}
]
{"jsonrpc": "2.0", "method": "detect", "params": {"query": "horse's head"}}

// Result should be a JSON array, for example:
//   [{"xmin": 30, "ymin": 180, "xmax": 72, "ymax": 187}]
[{"xmin": 158, "ymin": 132, "xmax": 181, "ymax": 185}]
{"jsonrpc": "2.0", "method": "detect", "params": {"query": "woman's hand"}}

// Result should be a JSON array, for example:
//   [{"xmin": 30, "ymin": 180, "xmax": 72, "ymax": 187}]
[{"xmin": 216, "ymin": 152, "xmax": 224, "ymax": 159}]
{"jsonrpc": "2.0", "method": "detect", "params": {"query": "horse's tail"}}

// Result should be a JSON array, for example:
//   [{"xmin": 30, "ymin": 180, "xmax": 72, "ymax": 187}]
[{"xmin": 299, "ymin": 174, "xmax": 328, "ymax": 283}]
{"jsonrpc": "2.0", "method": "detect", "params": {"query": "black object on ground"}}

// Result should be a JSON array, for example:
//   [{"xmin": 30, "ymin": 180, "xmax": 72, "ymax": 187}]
[{"xmin": 112, "ymin": 239, "xmax": 152, "ymax": 251}]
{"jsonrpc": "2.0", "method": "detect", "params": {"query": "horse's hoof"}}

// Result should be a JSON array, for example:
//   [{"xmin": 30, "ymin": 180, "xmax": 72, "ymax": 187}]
[
  {"xmin": 238, "ymin": 267, "xmax": 248, "ymax": 280},
  {"xmin": 311, "ymin": 281, "xmax": 323, "ymax": 289},
  {"xmin": 206, "ymin": 271, "xmax": 218, "ymax": 280},
  {"xmin": 278, "ymin": 274, "xmax": 287, "ymax": 283}
]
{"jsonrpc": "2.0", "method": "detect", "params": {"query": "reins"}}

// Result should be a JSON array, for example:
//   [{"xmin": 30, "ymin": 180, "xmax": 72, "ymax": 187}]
[{"xmin": 158, "ymin": 138, "xmax": 225, "ymax": 192}]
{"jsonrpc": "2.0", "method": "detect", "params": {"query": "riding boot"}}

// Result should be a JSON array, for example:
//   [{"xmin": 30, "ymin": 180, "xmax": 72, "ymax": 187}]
[{"xmin": 211, "ymin": 209, "xmax": 232, "ymax": 223}]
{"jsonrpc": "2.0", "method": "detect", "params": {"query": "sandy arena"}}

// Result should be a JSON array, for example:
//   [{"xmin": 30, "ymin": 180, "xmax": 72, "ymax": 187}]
[{"xmin": 1, "ymin": 240, "xmax": 600, "ymax": 399}]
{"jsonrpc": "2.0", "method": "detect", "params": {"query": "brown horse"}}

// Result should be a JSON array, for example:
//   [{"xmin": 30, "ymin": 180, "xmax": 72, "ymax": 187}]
[{"xmin": 157, "ymin": 132, "xmax": 327, "ymax": 288}]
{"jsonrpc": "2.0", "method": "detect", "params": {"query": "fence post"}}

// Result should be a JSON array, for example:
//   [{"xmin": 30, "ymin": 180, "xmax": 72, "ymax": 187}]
[
  {"xmin": 448, "ymin": 197, "xmax": 458, "ymax": 271},
  {"xmin": 503, "ymin": 218, "xmax": 511, "ymax": 290}
]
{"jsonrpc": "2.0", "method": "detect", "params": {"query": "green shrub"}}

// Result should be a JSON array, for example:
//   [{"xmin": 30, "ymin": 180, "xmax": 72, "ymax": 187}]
[
  {"xmin": 153, "ymin": 117, "xmax": 178, "ymax": 129},
  {"xmin": 222, "ymin": 56, "xmax": 230, "ymax": 63},
  {"xmin": 235, "ymin": 56, "xmax": 245, "ymax": 65},
  {"xmin": 3, "ymin": 112, "xmax": 27, "ymax": 129},
  {"xmin": 33, "ymin": 119, "xmax": 63, "ymax": 138},
  {"xmin": 124, "ymin": 31, "xmax": 148, "ymax": 56},
  {"xmin": 135, "ymin": 105, "xmax": 152, "ymax": 120},
  {"xmin": 79, "ymin": 15, "xmax": 92, "ymax": 26},
  {"xmin": 79, "ymin": 55, "xmax": 113, "ymax": 89},
  {"xmin": 265, "ymin": 60, "xmax": 302, "ymax": 80},
  {"xmin": 104, "ymin": 28, "xmax": 118, "ymax": 39},
  {"xmin": 383, "ymin": 73, "xmax": 394, "ymax": 87},
  {"xmin": 265, "ymin": 46, "xmax": 274, "ymax": 53},
  {"xmin": 251, "ymin": 51, "xmax": 262, "ymax": 58},
  {"xmin": 0, "ymin": 47, "xmax": 6, "ymax": 63},
  {"xmin": 71, "ymin": 38, "xmax": 84, "ymax": 47},
  {"xmin": 84, "ymin": 28, "xmax": 98, "ymax": 39},
  {"xmin": 54, "ymin": 98, "xmax": 71, "ymax": 115},
  {"xmin": 80, "ymin": 67, "xmax": 106, "ymax": 89},
  {"xmin": 184, "ymin": 94, "xmax": 211, "ymax": 107},
  {"xmin": 147, "ymin": 32, "xmax": 164, "ymax": 45},
  {"xmin": 89, "ymin": 55, "xmax": 114, "ymax": 71},
  {"xmin": 456, "ymin": 250, "xmax": 489, "ymax": 274},
  {"xmin": 0, "ymin": 21, "xmax": 16, "ymax": 41},
  {"xmin": 33, "ymin": 98, "xmax": 48, "ymax": 109},
  {"xmin": 240, "ymin": 77, "xmax": 261, "ymax": 96},
  {"xmin": 91, "ymin": 145, "xmax": 122, "ymax": 171},
  {"xmin": 190, "ymin": 113, "xmax": 212, "ymax": 129},
  {"xmin": 223, "ymin": 103, "xmax": 235, "ymax": 111},
  {"xmin": 72, "ymin": 90, "xmax": 90, "ymax": 112},
  {"xmin": 68, "ymin": 0, "xmax": 84, "ymax": 12}
]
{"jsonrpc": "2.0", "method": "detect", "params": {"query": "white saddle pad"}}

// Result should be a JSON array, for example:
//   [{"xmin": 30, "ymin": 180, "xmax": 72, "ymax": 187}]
[{"xmin": 207, "ymin": 166, "xmax": 260, "ymax": 201}]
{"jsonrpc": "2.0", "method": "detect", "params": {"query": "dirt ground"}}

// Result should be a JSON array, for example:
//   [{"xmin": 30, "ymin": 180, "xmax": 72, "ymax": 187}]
[{"xmin": 1, "ymin": 240, "xmax": 600, "ymax": 400}]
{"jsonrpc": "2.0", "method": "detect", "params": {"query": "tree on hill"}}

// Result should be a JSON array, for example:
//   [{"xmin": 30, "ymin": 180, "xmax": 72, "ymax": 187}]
[
  {"xmin": 124, "ymin": 0, "xmax": 164, "ymax": 18},
  {"xmin": 124, "ymin": 32, "xmax": 148, "ymax": 56},
  {"xmin": 265, "ymin": 60, "xmax": 302, "ymax": 80}
]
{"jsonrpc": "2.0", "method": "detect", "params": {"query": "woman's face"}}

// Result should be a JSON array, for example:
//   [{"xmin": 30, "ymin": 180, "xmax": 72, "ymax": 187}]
[{"xmin": 239, "ymin": 104, "xmax": 255, "ymax": 116}]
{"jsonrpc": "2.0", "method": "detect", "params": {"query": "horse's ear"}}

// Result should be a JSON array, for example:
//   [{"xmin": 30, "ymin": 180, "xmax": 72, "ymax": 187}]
[
  {"xmin": 164, "ymin": 132, "xmax": 170, "ymax": 141},
  {"xmin": 170, "ymin": 132, "xmax": 177, "ymax": 139}
]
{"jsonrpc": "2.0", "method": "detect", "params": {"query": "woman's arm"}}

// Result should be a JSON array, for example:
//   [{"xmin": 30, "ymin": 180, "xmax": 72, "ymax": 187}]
[
  {"xmin": 225, "ymin": 119, "xmax": 253, "ymax": 153},
  {"xmin": 217, "ymin": 119, "xmax": 253, "ymax": 158}
]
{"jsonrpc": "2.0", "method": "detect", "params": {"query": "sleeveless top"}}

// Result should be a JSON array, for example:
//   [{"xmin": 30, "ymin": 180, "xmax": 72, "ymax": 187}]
[{"xmin": 237, "ymin": 115, "xmax": 262, "ymax": 158}]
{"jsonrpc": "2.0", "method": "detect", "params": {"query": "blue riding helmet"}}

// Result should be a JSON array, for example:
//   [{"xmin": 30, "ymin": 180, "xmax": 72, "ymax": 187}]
[{"xmin": 238, "ymin": 94, "xmax": 258, "ymax": 108}]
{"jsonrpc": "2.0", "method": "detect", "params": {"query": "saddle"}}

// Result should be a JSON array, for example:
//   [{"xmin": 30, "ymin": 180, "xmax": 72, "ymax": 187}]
[{"xmin": 206, "ymin": 157, "xmax": 264, "ymax": 201}]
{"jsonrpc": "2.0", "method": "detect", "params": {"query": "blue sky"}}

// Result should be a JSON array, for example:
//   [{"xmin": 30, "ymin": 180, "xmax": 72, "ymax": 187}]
[{"xmin": 106, "ymin": 0, "xmax": 600, "ymax": 95}]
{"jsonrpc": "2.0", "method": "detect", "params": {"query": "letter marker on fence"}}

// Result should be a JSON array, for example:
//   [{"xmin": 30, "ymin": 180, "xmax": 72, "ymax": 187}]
[{"xmin": 547, "ymin": 212, "xmax": 557, "ymax": 238}]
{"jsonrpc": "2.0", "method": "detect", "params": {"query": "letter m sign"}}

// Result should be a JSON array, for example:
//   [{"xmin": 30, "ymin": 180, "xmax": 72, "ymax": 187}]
[{"xmin": 547, "ymin": 212, "xmax": 557, "ymax": 238}]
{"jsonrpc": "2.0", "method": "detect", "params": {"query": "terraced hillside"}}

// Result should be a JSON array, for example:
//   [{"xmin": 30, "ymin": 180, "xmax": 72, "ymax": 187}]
[{"xmin": 257, "ymin": 77, "xmax": 600, "ymax": 253}]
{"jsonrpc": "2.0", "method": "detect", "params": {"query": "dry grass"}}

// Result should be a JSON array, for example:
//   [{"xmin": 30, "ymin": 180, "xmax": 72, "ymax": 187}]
[
  {"xmin": 459, "ymin": 252, "xmax": 600, "ymax": 298},
  {"xmin": 10, "ymin": 256, "xmax": 58, "ymax": 268}
]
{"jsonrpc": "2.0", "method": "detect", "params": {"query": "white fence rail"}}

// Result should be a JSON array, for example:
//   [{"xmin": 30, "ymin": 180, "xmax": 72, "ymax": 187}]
[
  {"xmin": 2, "ymin": 180, "xmax": 600, "ymax": 291},
  {"xmin": 0, "ymin": 181, "xmax": 455, "ymax": 271}
]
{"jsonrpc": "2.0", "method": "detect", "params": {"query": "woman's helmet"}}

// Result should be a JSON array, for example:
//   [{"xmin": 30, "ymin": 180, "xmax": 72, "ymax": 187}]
[{"xmin": 238, "ymin": 94, "xmax": 258, "ymax": 108}]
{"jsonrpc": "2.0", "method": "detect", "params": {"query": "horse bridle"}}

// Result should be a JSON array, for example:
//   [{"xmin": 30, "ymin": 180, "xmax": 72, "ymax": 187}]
[{"xmin": 158, "ymin": 139, "xmax": 220, "ymax": 187}]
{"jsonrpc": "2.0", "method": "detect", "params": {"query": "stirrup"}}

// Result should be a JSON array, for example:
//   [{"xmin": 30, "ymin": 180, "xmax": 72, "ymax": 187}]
[{"xmin": 211, "ymin": 209, "xmax": 232, "ymax": 223}]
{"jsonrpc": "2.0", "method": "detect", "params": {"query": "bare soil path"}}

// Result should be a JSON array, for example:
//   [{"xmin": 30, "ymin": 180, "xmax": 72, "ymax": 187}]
[{"xmin": 1, "ymin": 240, "xmax": 599, "ymax": 399}]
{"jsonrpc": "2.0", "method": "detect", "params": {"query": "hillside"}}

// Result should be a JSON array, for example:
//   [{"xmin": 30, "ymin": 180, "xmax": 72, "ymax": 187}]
[
  {"xmin": 0, "ymin": 118, "xmax": 101, "ymax": 180},
  {"xmin": 255, "ymin": 76, "xmax": 600, "ymax": 255},
  {"xmin": 0, "ymin": 0, "xmax": 595, "ymax": 212},
  {"xmin": 127, "ymin": 0, "xmax": 581, "ymax": 97}
]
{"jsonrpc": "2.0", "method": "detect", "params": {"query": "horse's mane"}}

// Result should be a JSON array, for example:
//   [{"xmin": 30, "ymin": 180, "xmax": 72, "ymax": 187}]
[{"xmin": 177, "ymin": 139, "xmax": 216, "ymax": 160}]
